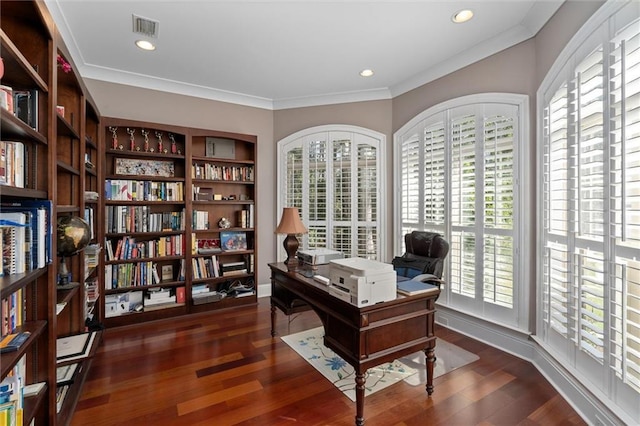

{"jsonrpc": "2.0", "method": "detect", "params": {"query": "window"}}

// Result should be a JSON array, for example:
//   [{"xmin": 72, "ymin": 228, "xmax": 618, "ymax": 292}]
[
  {"xmin": 394, "ymin": 94, "xmax": 529, "ymax": 330},
  {"xmin": 277, "ymin": 125, "xmax": 385, "ymax": 260},
  {"xmin": 538, "ymin": 2, "xmax": 639, "ymax": 421}
]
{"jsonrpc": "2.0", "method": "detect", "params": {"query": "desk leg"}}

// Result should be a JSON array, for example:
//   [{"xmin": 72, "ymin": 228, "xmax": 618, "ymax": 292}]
[
  {"xmin": 355, "ymin": 372, "xmax": 366, "ymax": 426},
  {"xmin": 270, "ymin": 302, "xmax": 277, "ymax": 337},
  {"xmin": 424, "ymin": 346, "xmax": 436, "ymax": 395}
]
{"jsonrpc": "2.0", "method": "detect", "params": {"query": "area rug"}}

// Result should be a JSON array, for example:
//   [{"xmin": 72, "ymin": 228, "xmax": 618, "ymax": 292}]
[{"xmin": 281, "ymin": 327, "xmax": 479, "ymax": 401}]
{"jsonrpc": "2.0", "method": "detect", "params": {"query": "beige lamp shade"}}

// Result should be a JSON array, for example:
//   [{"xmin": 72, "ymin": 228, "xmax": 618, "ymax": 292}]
[{"xmin": 275, "ymin": 207, "xmax": 308, "ymax": 235}]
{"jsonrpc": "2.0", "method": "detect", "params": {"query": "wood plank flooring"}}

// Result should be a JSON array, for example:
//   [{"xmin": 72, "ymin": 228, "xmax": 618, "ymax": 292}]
[{"xmin": 71, "ymin": 298, "xmax": 586, "ymax": 425}]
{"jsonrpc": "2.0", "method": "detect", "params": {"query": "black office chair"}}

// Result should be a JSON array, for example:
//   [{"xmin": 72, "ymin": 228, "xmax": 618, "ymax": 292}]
[{"xmin": 392, "ymin": 231, "xmax": 449, "ymax": 292}]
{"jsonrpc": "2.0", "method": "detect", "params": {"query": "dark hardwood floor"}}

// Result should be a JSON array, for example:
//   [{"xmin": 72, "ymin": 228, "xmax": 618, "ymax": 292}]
[{"xmin": 71, "ymin": 298, "xmax": 586, "ymax": 426}]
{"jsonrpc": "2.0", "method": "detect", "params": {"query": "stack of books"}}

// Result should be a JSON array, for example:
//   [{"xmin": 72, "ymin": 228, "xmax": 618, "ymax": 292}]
[
  {"xmin": 144, "ymin": 288, "xmax": 176, "ymax": 311},
  {"xmin": 220, "ymin": 261, "xmax": 247, "ymax": 277}
]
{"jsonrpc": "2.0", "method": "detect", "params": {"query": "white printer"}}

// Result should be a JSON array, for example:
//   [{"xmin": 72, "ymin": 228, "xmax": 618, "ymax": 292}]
[
  {"xmin": 297, "ymin": 248, "xmax": 343, "ymax": 266},
  {"xmin": 328, "ymin": 257, "xmax": 397, "ymax": 307}
]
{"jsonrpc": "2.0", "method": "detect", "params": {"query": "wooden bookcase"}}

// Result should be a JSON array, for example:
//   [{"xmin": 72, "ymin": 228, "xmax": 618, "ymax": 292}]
[
  {"xmin": 189, "ymin": 129, "xmax": 257, "ymax": 315},
  {"xmin": 0, "ymin": 1, "xmax": 101, "ymax": 424},
  {"xmin": 99, "ymin": 119, "xmax": 258, "ymax": 327}
]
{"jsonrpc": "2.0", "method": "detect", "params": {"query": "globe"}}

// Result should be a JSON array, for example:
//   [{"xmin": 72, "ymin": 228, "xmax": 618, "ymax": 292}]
[{"xmin": 57, "ymin": 215, "xmax": 91, "ymax": 257}]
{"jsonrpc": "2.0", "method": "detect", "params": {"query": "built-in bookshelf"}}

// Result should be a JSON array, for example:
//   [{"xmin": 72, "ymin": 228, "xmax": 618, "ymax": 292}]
[
  {"xmin": 0, "ymin": 2, "xmax": 102, "ymax": 424},
  {"xmin": 99, "ymin": 120, "xmax": 258, "ymax": 326},
  {"xmin": 189, "ymin": 130, "xmax": 257, "ymax": 313},
  {"xmin": 100, "ymin": 118, "xmax": 189, "ymax": 327}
]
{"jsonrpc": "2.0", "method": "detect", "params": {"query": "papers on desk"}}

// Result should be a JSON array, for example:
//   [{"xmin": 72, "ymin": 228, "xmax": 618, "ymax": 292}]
[{"xmin": 397, "ymin": 279, "xmax": 439, "ymax": 296}]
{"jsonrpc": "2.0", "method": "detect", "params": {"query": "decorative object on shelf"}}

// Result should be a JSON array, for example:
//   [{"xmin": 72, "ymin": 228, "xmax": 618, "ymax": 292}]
[
  {"xmin": 114, "ymin": 157, "xmax": 175, "ymax": 177},
  {"xmin": 170, "ymin": 133, "xmax": 177, "ymax": 154},
  {"xmin": 56, "ymin": 105, "xmax": 65, "ymax": 117},
  {"xmin": 57, "ymin": 54, "xmax": 72, "ymax": 73},
  {"xmin": 275, "ymin": 207, "xmax": 308, "ymax": 269},
  {"xmin": 126, "ymin": 127, "xmax": 136, "ymax": 151},
  {"xmin": 142, "ymin": 128, "xmax": 150, "ymax": 152},
  {"xmin": 57, "ymin": 215, "xmax": 91, "ymax": 286},
  {"xmin": 109, "ymin": 126, "xmax": 118, "ymax": 150},
  {"xmin": 155, "ymin": 131, "xmax": 163, "ymax": 153},
  {"xmin": 218, "ymin": 217, "xmax": 231, "ymax": 229}
]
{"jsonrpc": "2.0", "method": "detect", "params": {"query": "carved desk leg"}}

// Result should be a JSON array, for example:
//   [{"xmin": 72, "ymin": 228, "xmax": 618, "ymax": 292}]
[
  {"xmin": 355, "ymin": 372, "xmax": 366, "ymax": 426},
  {"xmin": 270, "ymin": 302, "xmax": 277, "ymax": 337},
  {"xmin": 425, "ymin": 346, "xmax": 436, "ymax": 395}
]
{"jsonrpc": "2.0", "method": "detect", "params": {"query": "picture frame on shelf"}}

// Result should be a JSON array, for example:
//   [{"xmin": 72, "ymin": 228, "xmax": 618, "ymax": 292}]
[
  {"xmin": 220, "ymin": 231, "xmax": 247, "ymax": 251},
  {"xmin": 161, "ymin": 264, "xmax": 174, "ymax": 282},
  {"xmin": 114, "ymin": 157, "xmax": 175, "ymax": 177}
]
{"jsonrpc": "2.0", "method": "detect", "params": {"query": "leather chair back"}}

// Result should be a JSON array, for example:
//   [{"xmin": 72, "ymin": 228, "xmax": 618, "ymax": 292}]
[{"xmin": 403, "ymin": 231, "xmax": 449, "ymax": 278}]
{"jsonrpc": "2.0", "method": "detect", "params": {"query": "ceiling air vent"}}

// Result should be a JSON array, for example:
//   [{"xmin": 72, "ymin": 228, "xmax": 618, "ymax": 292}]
[{"xmin": 132, "ymin": 14, "xmax": 159, "ymax": 38}]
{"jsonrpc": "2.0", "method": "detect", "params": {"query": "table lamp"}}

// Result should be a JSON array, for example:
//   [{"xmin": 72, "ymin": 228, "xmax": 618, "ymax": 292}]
[{"xmin": 275, "ymin": 207, "xmax": 308, "ymax": 269}]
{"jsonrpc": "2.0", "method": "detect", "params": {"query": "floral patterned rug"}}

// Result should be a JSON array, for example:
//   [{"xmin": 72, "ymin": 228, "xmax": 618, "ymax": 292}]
[{"xmin": 281, "ymin": 326, "xmax": 479, "ymax": 401}]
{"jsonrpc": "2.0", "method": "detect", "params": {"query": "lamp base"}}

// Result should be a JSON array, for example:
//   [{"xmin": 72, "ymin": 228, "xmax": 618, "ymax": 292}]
[{"xmin": 283, "ymin": 234, "xmax": 299, "ymax": 271}]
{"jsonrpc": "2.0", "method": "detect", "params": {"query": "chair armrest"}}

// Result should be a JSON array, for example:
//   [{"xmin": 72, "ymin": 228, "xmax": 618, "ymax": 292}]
[{"xmin": 413, "ymin": 273, "xmax": 444, "ymax": 284}]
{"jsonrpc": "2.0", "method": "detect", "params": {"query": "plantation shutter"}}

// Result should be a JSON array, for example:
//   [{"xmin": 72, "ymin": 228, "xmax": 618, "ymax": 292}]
[
  {"xmin": 540, "ymin": 7, "xmax": 640, "ymax": 419},
  {"xmin": 279, "ymin": 127, "xmax": 384, "ymax": 261},
  {"xmin": 400, "ymin": 131, "xmax": 420, "ymax": 237},
  {"xmin": 423, "ymin": 122, "xmax": 446, "ymax": 229},
  {"xmin": 450, "ymin": 113, "xmax": 477, "ymax": 299},
  {"xmin": 396, "ymin": 95, "xmax": 523, "ymax": 327},
  {"xmin": 307, "ymin": 137, "xmax": 328, "ymax": 248},
  {"xmin": 483, "ymin": 112, "xmax": 516, "ymax": 309}
]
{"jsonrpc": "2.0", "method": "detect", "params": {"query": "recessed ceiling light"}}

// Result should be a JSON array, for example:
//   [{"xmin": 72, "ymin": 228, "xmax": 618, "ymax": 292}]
[
  {"xmin": 135, "ymin": 40, "xmax": 156, "ymax": 51},
  {"xmin": 360, "ymin": 69, "xmax": 374, "ymax": 77},
  {"xmin": 452, "ymin": 9, "xmax": 474, "ymax": 24}
]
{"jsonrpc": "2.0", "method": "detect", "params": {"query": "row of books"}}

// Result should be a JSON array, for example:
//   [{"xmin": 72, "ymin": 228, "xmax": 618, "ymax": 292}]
[
  {"xmin": 0, "ymin": 354, "xmax": 25, "ymax": 424},
  {"xmin": 191, "ymin": 163, "xmax": 254, "ymax": 182},
  {"xmin": 0, "ymin": 200, "xmax": 53, "ymax": 276},
  {"xmin": 0, "ymin": 141, "xmax": 26, "ymax": 189},
  {"xmin": 105, "ymin": 234, "xmax": 186, "ymax": 261},
  {"xmin": 1, "ymin": 289, "xmax": 22, "ymax": 337},
  {"xmin": 105, "ymin": 206, "xmax": 185, "ymax": 234},
  {"xmin": 236, "ymin": 205, "xmax": 255, "ymax": 229},
  {"xmin": 192, "ymin": 256, "xmax": 250, "ymax": 280},
  {"xmin": 105, "ymin": 179, "xmax": 185, "ymax": 202},
  {"xmin": 192, "ymin": 210, "xmax": 210, "ymax": 230},
  {"xmin": 104, "ymin": 261, "xmax": 181, "ymax": 289}
]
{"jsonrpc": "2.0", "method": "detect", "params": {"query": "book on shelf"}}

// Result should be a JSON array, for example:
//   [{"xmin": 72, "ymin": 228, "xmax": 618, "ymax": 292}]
[
  {"xmin": 0, "ymin": 211, "xmax": 27, "ymax": 274},
  {"xmin": 220, "ymin": 231, "xmax": 247, "ymax": 251},
  {"xmin": 176, "ymin": 286, "xmax": 185, "ymax": 303},
  {"xmin": 0, "ymin": 332, "xmax": 30, "ymax": 353},
  {"xmin": 396, "ymin": 279, "xmax": 440, "ymax": 296}
]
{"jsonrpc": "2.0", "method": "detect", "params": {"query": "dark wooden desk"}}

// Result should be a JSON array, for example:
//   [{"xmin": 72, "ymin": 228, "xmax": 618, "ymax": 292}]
[{"xmin": 269, "ymin": 262, "xmax": 439, "ymax": 426}]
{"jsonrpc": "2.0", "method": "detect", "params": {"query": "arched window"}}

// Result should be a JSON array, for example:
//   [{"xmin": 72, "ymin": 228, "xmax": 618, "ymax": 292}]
[
  {"xmin": 277, "ymin": 125, "xmax": 386, "ymax": 260},
  {"xmin": 394, "ymin": 93, "xmax": 529, "ymax": 330}
]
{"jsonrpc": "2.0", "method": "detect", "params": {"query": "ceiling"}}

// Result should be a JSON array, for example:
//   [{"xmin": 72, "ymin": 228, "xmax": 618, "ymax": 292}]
[{"xmin": 45, "ymin": 0, "xmax": 564, "ymax": 110}]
